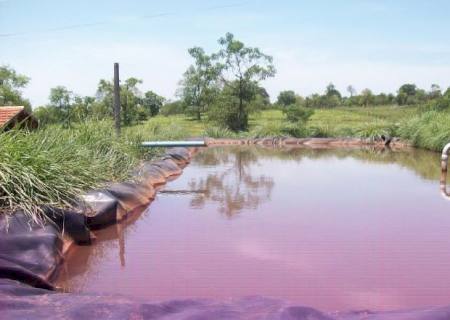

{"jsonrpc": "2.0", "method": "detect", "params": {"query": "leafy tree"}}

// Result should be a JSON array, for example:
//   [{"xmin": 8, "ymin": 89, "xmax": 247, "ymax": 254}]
[
  {"xmin": 143, "ymin": 91, "xmax": 165, "ymax": 117},
  {"xmin": 430, "ymin": 84, "xmax": 442, "ymax": 99},
  {"xmin": 212, "ymin": 33, "xmax": 276, "ymax": 131},
  {"xmin": 347, "ymin": 85, "xmax": 356, "ymax": 97},
  {"xmin": 49, "ymin": 86, "xmax": 73, "ymax": 126},
  {"xmin": 276, "ymin": 90, "xmax": 297, "ymax": 107},
  {"xmin": 0, "ymin": 65, "xmax": 31, "ymax": 110},
  {"xmin": 71, "ymin": 96, "xmax": 95, "ymax": 122},
  {"xmin": 34, "ymin": 105, "xmax": 60, "ymax": 126},
  {"xmin": 256, "ymin": 86, "xmax": 271, "ymax": 109},
  {"xmin": 397, "ymin": 83, "xmax": 417, "ymax": 105},
  {"xmin": 360, "ymin": 88, "xmax": 374, "ymax": 107},
  {"xmin": 160, "ymin": 100, "xmax": 185, "ymax": 116},
  {"xmin": 96, "ymin": 79, "xmax": 114, "ymax": 117},
  {"xmin": 179, "ymin": 47, "xmax": 220, "ymax": 120},
  {"xmin": 325, "ymin": 83, "xmax": 341, "ymax": 99},
  {"xmin": 121, "ymin": 78, "xmax": 142, "ymax": 125}
]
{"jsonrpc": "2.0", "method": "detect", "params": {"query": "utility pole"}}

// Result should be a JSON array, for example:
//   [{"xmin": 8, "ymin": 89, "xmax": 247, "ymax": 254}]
[{"xmin": 113, "ymin": 62, "xmax": 121, "ymax": 137}]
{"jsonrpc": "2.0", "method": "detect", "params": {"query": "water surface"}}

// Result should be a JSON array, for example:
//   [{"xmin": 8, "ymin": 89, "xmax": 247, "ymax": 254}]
[{"xmin": 57, "ymin": 146, "xmax": 450, "ymax": 312}]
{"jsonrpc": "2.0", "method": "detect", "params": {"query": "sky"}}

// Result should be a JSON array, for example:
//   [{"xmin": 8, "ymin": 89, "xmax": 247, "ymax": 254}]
[{"xmin": 1, "ymin": 0, "xmax": 450, "ymax": 107}]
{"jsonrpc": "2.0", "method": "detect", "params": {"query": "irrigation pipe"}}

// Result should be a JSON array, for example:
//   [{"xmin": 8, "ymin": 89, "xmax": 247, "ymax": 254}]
[{"xmin": 441, "ymin": 143, "xmax": 450, "ymax": 200}]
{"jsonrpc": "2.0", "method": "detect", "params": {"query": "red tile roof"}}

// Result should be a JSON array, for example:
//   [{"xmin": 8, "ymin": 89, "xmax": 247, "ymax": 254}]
[{"xmin": 0, "ymin": 106, "xmax": 26, "ymax": 127}]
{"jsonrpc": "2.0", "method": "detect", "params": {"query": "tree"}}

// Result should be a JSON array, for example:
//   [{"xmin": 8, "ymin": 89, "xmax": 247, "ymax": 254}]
[
  {"xmin": 347, "ymin": 85, "xmax": 356, "ymax": 97},
  {"xmin": 212, "ymin": 32, "xmax": 276, "ymax": 131},
  {"xmin": 179, "ymin": 47, "xmax": 220, "ymax": 120},
  {"xmin": 143, "ymin": 91, "xmax": 165, "ymax": 117},
  {"xmin": 256, "ymin": 86, "xmax": 271, "ymax": 109},
  {"xmin": 121, "ymin": 77, "xmax": 142, "ymax": 125},
  {"xmin": 430, "ymin": 84, "xmax": 442, "ymax": 99},
  {"xmin": 397, "ymin": 83, "xmax": 417, "ymax": 105},
  {"xmin": 160, "ymin": 100, "xmax": 184, "ymax": 116},
  {"xmin": 276, "ymin": 90, "xmax": 297, "ymax": 107},
  {"xmin": 0, "ymin": 65, "xmax": 31, "ymax": 110},
  {"xmin": 360, "ymin": 88, "xmax": 374, "ymax": 107},
  {"xmin": 96, "ymin": 79, "xmax": 114, "ymax": 118},
  {"xmin": 49, "ymin": 86, "xmax": 73, "ymax": 126},
  {"xmin": 71, "ymin": 95, "xmax": 94, "ymax": 122},
  {"xmin": 325, "ymin": 83, "xmax": 341, "ymax": 99}
]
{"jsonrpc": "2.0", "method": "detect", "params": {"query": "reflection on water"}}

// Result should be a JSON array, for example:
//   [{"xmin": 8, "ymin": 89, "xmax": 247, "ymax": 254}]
[
  {"xmin": 186, "ymin": 148, "xmax": 274, "ymax": 217},
  {"xmin": 57, "ymin": 146, "xmax": 450, "ymax": 312},
  {"xmin": 442, "ymin": 170, "xmax": 450, "ymax": 200}
]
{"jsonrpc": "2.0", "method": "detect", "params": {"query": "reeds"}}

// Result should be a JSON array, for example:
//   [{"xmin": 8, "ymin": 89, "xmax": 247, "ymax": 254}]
[{"xmin": 0, "ymin": 120, "xmax": 188, "ymax": 222}]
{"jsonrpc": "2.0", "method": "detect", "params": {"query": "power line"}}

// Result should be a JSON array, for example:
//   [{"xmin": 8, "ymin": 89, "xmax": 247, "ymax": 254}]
[{"xmin": 0, "ymin": 1, "xmax": 250, "ymax": 38}]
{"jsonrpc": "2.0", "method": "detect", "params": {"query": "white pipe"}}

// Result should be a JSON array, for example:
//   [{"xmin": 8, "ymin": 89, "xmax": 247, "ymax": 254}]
[
  {"xmin": 441, "ymin": 143, "xmax": 450, "ymax": 200},
  {"xmin": 441, "ymin": 171, "xmax": 450, "ymax": 200},
  {"xmin": 442, "ymin": 143, "xmax": 450, "ymax": 171},
  {"xmin": 141, "ymin": 141, "xmax": 206, "ymax": 147}
]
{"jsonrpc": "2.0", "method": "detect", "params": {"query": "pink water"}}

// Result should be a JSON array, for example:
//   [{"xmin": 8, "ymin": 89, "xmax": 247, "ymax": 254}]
[{"xmin": 57, "ymin": 146, "xmax": 450, "ymax": 312}]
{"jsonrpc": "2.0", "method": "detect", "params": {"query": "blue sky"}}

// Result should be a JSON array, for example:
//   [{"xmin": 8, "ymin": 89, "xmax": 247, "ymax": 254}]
[{"xmin": 1, "ymin": 0, "xmax": 450, "ymax": 106}]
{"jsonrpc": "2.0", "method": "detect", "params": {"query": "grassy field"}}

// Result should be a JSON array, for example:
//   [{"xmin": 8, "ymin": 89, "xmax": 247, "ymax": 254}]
[
  {"xmin": 2, "ymin": 104, "xmax": 450, "ymax": 221},
  {"xmin": 141, "ymin": 105, "xmax": 421, "ymax": 138}
]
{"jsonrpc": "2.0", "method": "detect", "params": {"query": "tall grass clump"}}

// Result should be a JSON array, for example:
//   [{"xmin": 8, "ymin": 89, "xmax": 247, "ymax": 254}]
[
  {"xmin": 355, "ymin": 121, "xmax": 398, "ymax": 140},
  {"xmin": 398, "ymin": 110, "xmax": 450, "ymax": 151},
  {"xmin": 0, "ymin": 121, "xmax": 144, "ymax": 222},
  {"xmin": 202, "ymin": 126, "xmax": 236, "ymax": 139}
]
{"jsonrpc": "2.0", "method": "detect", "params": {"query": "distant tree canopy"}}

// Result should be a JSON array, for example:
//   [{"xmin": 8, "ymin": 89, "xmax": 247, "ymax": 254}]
[
  {"xmin": 34, "ymin": 77, "xmax": 166, "ymax": 126},
  {"xmin": 0, "ymin": 65, "xmax": 31, "ymax": 110},
  {"xmin": 276, "ymin": 90, "xmax": 297, "ymax": 107},
  {"xmin": 179, "ymin": 47, "xmax": 221, "ymax": 120}
]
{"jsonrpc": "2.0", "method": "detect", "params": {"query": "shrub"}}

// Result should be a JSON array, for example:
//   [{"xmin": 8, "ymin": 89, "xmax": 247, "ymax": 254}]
[
  {"xmin": 283, "ymin": 104, "xmax": 314, "ymax": 123},
  {"xmin": 202, "ymin": 126, "xmax": 235, "ymax": 138},
  {"xmin": 398, "ymin": 111, "xmax": 450, "ymax": 151},
  {"xmin": 160, "ymin": 101, "xmax": 185, "ymax": 116}
]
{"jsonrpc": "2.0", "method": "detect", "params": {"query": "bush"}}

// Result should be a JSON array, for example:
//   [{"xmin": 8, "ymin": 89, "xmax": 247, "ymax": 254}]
[
  {"xmin": 398, "ymin": 110, "xmax": 450, "ymax": 151},
  {"xmin": 355, "ymin": 122, "xmax": 398, "ymax": 139},
  {"xmin": 160, "ymin": 101, "xmax": 184, "ymax": 116},
  {"xmin": 283, "ymin": 104, "xmax": 314, "ymax": 123},
  {"xmin": 202, "ymin": 126, "xmax": 236, "ymax": 138}
]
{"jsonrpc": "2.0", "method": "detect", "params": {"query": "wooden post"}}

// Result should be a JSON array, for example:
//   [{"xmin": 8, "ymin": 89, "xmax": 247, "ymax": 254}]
[{"xmin": 113, "ymin": 63, "xmax": 121, "ymax": 137}]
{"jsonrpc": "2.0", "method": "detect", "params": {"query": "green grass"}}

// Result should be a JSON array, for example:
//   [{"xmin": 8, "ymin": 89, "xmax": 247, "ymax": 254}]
[
  {"xmin": 0, "ymin": 120, "xmax": 190, "ymax": 222},
  {"xmin": 399, "ymin": 110, "xmax": 450, "ymax": 151},
  {"xmin": 149, "ymin": 106, "xmax": 420, "ymax": 139}
]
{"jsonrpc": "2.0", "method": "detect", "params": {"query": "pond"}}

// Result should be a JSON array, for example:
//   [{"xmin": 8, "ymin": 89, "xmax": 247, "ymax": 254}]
[{"xmin": 57, "ymin": 146, "xmax": 450, "ymax": 312}]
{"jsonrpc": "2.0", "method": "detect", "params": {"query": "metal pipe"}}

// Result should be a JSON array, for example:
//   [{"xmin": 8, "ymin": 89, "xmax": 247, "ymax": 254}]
[
  {"xmin": 442, "ymin": 143, "xmax": 450, "ymax": 172},
  {"xmin": 440, "ymin": 170, "xmax": 450, "ymax": 200},
  {"xmin": 441, "ymin": 143, "xmax": 450, "ymax": 200},
  {"xmin": 141, "ymin": 141, "xmax": 207, "ymax": 148}
]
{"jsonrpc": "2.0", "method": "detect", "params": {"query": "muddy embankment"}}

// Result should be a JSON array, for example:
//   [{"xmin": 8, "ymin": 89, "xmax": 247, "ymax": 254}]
[{"xmin": 1, "ymin": 139, "xmax": 450, "ymax": 320}]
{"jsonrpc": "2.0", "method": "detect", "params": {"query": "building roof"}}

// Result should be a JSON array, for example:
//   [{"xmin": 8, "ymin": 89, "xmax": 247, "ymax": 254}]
[
  {"xmin": 0, "ymin": 106, "xmax": 38, "ymax": 130},
  {"xmin": 0, "ymin": 106, "xmax": 26, "ymax": 127}
]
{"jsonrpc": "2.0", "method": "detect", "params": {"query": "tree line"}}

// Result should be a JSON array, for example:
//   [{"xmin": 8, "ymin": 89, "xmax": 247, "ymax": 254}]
[
  {"xmin": 34, "ymin": 79, "xmax": 164, "ymax": 127},
  {"xmin": 1, "ymin": 32, "xmax": 449, "ymax": 131},
  {"xmin": 275, "ymin": 83, "xmax": 449, "ymax": 109}
]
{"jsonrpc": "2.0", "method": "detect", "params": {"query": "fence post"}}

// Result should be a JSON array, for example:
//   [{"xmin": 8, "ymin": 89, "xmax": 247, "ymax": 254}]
[{"xmin": 113, "ymin": 63, "xmax": 121, "ymax": 137}]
